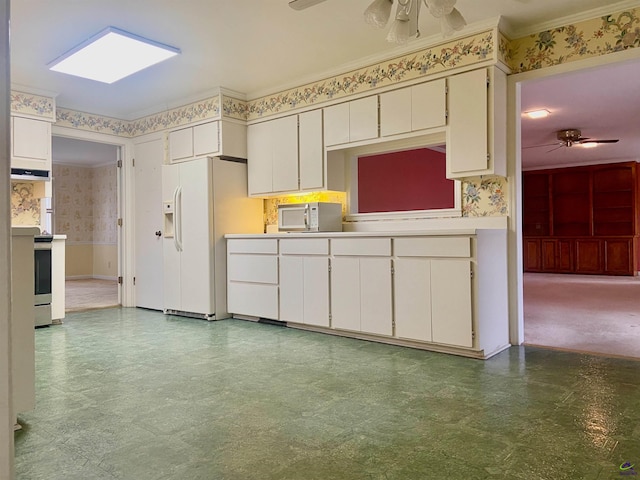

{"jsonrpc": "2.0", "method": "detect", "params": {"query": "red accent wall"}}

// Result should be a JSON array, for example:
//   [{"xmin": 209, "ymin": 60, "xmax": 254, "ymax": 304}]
[{"xmin": 357, "ymin": 148, "xmax": 454, "ymax": 213}]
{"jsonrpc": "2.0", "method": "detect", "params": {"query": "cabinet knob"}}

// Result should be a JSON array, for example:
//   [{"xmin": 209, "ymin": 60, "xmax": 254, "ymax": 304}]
[{"xmin": 155, "ymin": 231, "xmax": 162, "ymax": 237}]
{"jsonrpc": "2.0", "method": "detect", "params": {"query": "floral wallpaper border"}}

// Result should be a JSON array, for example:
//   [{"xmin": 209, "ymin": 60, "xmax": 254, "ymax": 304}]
[
  {"xmin": 506, "ymin": 7, "xmax": 640, "ymax": 73},
  {"xmin": 246, "ymin": 30, "xmax": 495, "ymax": 121},
  {"xmin": 10, "ymin": 91, "xmax": 55, "ymax": 121}
]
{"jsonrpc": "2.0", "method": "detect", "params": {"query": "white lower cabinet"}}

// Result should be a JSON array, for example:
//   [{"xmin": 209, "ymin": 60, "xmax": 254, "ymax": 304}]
[
  {"xmin": 227, "ymin": 231, "xmax": 509, "ymax": 359},
  {"xmin": 394, "ymin": 237, "xmax": 473, "ymax": 348},
  {"xmin": 279, "ymin": 238, "xmax": 330, "ymax": 327},
  {"xmin": 330, "ymin": 238, "xmax": 392, "ymax": 336},
  {"xmin": 280, "ymin": 256, "xmax": 330, "ymax": 327},
  {"xmin": 227, "ymin": 239, "xmax": 279, "ymax": 319}
]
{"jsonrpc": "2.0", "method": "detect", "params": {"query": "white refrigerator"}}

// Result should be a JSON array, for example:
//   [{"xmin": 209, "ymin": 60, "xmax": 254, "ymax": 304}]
[{"xmin": 162, "ymin": 156, "xmax": 263, "ymax": 320}]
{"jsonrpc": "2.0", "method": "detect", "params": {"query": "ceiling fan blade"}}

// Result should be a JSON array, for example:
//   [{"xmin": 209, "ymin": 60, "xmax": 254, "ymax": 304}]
[
  {"xmin": 289, "ymin": 0, "xmax": 327, "ymax": 10},
  {"xmin": 522, "ymin": 143, "xmax": 559, "ymax": 149},
  {"xmin": 589, "ymin": 139, "xmax": 619, "ymax": 144},
  {"xmin": 546, "ymin": 145, "xmax": 565, "ymax": 153}
]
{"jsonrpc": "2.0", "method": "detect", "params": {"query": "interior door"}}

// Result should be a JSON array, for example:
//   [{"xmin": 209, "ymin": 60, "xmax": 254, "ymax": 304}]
[{"xmin": 134, "ymin": 138, "xmax": 164, "ymax": 310}]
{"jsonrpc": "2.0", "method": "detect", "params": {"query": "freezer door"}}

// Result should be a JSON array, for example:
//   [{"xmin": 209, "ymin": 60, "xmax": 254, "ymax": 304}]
[{"xmin": 162, "ymin": 163, "xmax": 182, "ymax": 311}]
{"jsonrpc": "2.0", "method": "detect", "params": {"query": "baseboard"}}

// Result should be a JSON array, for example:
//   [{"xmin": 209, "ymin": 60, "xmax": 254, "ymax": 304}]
[
  {"xmin": 66, "ymin": 275, "xmax": 118, "ymax": 281},
  {"xmin": 92, "ymin": 275, "xmax": 118, "ymax": 281}
]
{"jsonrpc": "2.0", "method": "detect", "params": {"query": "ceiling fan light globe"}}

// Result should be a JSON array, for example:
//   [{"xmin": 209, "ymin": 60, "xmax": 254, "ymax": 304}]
[
  {"xmin": 364, "ymin": 0, "xmax": 393, "ymax": 28},
  {"xmin": 426, "ymin": 0, "xmax": 456, "ymax": 18},
  {"xmin": 387, "ymin": 18, "xmax": 411, "ymax": 44},
  {"xmin": 442, "ymin": 8, "xmax": 466, "ymax": 33}
]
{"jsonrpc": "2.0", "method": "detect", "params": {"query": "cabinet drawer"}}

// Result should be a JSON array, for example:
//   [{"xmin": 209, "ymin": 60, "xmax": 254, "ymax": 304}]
[
  {"xmin": 331, "ymin": 238, "xmax": 391, "ymax": 256},
  {"xmin": 394, "ymin": 237, "xmax": 471, "ymax": 258},
  {"xmin": 228, "ymin": 255, "xmax": 278, "ymax": 284},
  {"xmin": 227, "ymin": 239, "xmax": 278, "ymax": 254},
  {"xmin": 227, "ymin": 283, "xmax": 279, "ymax": 319},
  {"xmin": 280, "ymin": 238, "xmax": 329, "ymax": 255}
]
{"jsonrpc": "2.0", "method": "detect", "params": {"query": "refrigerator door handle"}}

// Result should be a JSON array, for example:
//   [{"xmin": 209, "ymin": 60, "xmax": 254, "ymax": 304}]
[{"xmin": 174, "ymin": 185, "xmax": 184, "ymax": 252}]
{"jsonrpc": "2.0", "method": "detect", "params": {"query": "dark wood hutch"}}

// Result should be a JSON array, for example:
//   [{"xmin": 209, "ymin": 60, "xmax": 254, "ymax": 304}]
[{"xmin": 523, "ymin": 161, "xmax": 639, "ymax": 276}]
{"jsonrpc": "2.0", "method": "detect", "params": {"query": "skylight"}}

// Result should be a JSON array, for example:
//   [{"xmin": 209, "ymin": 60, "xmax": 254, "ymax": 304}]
[{"xmin": 48, "ymin": 27, "xmax": 180, "ymax": 84}]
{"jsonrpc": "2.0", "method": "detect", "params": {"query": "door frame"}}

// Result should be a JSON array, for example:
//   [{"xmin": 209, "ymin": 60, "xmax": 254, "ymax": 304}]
[
  {"xmin": 52, "ymin": 125, "xmax": 135, "ymax": 307},
  {"xmin": 506, "ymin": 48, "xmax": 640, "ymax": 345}
]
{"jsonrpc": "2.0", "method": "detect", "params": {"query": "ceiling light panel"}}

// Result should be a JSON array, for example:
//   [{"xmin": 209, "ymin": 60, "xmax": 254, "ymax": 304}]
[
  {"xmin": 524, "ymin": 109, "xmax": 550, "ymax": 119},
  {"xmin": 48, "ymin": 27, "xmax": 180, "ymax": 84}
]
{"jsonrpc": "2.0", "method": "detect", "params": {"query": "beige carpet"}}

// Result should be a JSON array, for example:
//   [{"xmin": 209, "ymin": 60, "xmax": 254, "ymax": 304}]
[
  {"xmin": 524, "ymin": 272, "xmax": 640, "ymax": 359},
  {"xmin": 65, "ymin": 278, "xmax": 119, "ymax": 313}
]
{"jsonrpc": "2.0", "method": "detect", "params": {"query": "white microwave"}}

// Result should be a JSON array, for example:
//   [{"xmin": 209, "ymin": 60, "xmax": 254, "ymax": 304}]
[{"xmin": 278, "ymin": 202, "xmax": 343, "ymax": 232}]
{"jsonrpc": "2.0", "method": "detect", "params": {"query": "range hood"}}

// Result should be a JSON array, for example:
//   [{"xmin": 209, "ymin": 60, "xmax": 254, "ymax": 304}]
[{"xmin": 11, "ymin": 168, "xmax": 51, "ymax": 182}]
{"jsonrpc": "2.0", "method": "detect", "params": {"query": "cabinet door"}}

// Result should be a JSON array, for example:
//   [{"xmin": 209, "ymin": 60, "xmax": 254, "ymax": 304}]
[
  {"xmin": 303, "ymin": 257, "xmax": 330, "ymax": 327},
  {"xmin": 523, "ymin": 238, "xmax": 541, "ymax": 272},
  {"xmin": 331, "ymin": 257, "xmax": 360, "ymax": 332},
  {"xmin": 247, "ymin": 121, "xmax": 273, "ymax": 195},
  {"xmin": 541, "ymin": 239, "xmax": 557, "ymax": 271},
  {"xmin": 299, "ymin": 110, "xmax": 324, "ymax": 190},
  {"xmin": 360, "ymin": 257, "xmax": 392, "ymax": 336},
  {"xmin": 280, "ymin": 256, "xmax": 304, "ymax": 322},
  {"xmin": 394, "ymin": 258, "xmax": 432, "ymax": 342},
  {"xmin": 271, "ymin": 115, "xmax": 299, "ymax": 192},
  {"xmin": 193, "ymin": 121, "xmax": 220, "ymax": 157},
  {"xmin": 431, "ymin": 259, "xmax": 473, "ymax": 348},
  {"xmin": 323, "ymin": 103, "xmax": 350, "ymax": 147},
  {"xmin": 575, "ymin": 239, "xmax": 602, "ymax": 274},
  {"xmin": 604, "ymin": 238, "xmax": 633, "ymax": 275},
  {"xmin": 447, "ymin": 68, "xmax": 488, "ymax": 177},
  {"xmin": 557, "ymin": 240, "xmax": 573, "ymax": 272},
  {"xmin": 380, "ymin": 87, "xmax": 411, "ymax": 137},
  {"xmin": 12, "ymin": 116, "xmax": 51, "ymax": 169},
  {"xmin": 169, "ymin": 127, "xmax": 193, "ymax": 162},
  {"xmin": 349, "ymin": 96, "xmax": 378, "ymax": 143},
  {"xmin": 412, "ymin": 79, "xmax": 446, "ymax": 131}
]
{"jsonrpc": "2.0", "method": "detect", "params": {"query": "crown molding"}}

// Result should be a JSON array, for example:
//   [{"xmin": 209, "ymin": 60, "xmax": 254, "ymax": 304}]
[
  {"xmin": 247, "ymin": 16, "xmax": 501, "ymax": 101},
  {"xmin": 523, "ymin": 157, "xmax": 640, "ymax": 171},
  {"xmin": 508, "ymin": 0, "xmax": 640, "ymax": 39}
]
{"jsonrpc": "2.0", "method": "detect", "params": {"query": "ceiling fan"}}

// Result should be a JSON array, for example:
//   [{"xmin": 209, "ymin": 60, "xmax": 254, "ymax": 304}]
[
  {"xmin": 289, "ymin": 0, "xmax": 467, "ymax": 40},
  {"xmin": 524, "ymin": 129, "xmax": 619, "ymax": 152}
]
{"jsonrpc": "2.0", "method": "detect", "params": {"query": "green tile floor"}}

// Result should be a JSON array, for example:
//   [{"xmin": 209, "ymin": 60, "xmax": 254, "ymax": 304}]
[{"xmin": 14, "ymin": 308, "xmax": 640, "ymax": 480}]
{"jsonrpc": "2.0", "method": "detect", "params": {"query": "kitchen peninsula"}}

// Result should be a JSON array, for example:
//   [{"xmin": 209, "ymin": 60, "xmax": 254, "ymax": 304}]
[{"xmin": 226, "ymin": 223, "xmax": 508, "ymax": 359}]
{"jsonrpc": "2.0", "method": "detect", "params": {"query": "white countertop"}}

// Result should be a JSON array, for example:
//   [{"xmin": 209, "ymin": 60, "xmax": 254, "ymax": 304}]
[
  {"xmin": 227, "ymin": 216, "xmax": 508, "ymax": 239},
  {"xmin": 11, "ymin": 227, "xmax": 40, "ymax": 237}
]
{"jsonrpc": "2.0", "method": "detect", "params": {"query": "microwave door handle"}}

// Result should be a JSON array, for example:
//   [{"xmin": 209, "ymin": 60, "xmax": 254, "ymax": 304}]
[{"xmin": 304, "ymin": 204, "xmax": 309, "ymax": 230}]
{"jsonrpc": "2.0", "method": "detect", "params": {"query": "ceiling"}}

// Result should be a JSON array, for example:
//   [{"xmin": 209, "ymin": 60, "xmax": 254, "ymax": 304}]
[
  {"xmin": 10, "ymin": 0, "xmax": 640, "ymax": 167},
  {"xmin": 521, "ymin": 59, "xmax": 640, "ymax": 170}
]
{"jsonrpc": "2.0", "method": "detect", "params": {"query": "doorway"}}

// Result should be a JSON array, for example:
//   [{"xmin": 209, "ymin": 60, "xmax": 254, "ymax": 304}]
[
  {"xmin": 517, "ymin": 59, "xmax": 640, "ymax": 359},
  {"xmin": 51, "ymin": 135, "xmax": 123, "ymax": 313}
]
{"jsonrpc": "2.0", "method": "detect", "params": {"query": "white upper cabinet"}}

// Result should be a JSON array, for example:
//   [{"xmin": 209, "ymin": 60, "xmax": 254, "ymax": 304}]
[
  {"xmin": 298, "ymin": 109, "xmax": 324, "ymax": 191},
  {"xmin": 11, "ymin": 116, "xmax": 52, "ymax": 171},
  {"xmin": 380, "ymin": 79, "xmax": 446, "ymax": 137},
  {"xmin": 271, "ymin": 115, "xmax": 299, "ymax": 193},
  {"xmin": 247, "ymin": 121, "xmax": 273, "ymax": 195},
  {"xmin": 446, "ymin": 66, "xmax": 506, "ymax": 178},
  {"xmin": 324, "ymin": 96, "xmax": 378, "ymax": 147},
  {"xmin": 168, "ymin": 120, "xmax": 247, "ymax": 163},
  {"xmin": 247, "ymin": 109, "xmax": 330, "ymax": 196},
  {"xmin": 247, "ymin": 115, "xmax": 298, "ymax": 195},
  {"xmin": 169, "ymin": 120, "xmax": 219, "ymax": 163}
]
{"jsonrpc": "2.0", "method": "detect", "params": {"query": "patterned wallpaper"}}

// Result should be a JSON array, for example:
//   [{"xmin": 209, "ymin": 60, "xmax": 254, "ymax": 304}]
[
  {"xmin": 53, "ymin": 164, "xmax": 117, "ymax": 243},
  {"xmin": 10, "ymin": 91, "xmax": 55, "ymax": 121},
  {"xmin": 506, "ymin": 8, "xmax": 640, "ymax": 73},
  {"xmin": 11, "ymin": 182, "xmax": 41, "ymax": 226},
  {"xmin": 462, "ymin": 176, "xmax": 508, "ymax": 217}
]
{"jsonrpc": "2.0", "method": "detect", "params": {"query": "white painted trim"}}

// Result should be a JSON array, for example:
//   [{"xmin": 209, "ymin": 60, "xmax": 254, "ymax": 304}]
[
  {"xmin": 51, "ymin": 124, "xmax": 135, "ymax": 308},
  {"xmin": 66, "ymin": 275, "xmax": 92, "ymax": 280},
  {"xmin": 342, "ymin": 215, "xmax": 507, "ymax": 232},
  {"xmin": 506, "ymin": 45, "xmax": 640, "ymax": 347},
  {"xmin": 92, "ymin": 275, "xmax": 118, "ymax": 281}
]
